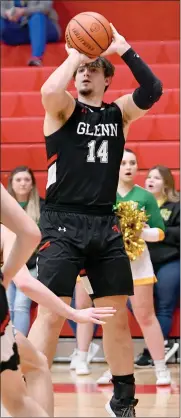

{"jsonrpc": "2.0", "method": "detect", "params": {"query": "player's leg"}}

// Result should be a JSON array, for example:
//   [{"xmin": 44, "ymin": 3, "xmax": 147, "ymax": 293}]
[
  {"xmin": 0, "ymin": 307, "xmax": 49, "ymax": 417},
  {"xmin": 94, "ymin": 294, "xmax": 137, "ymax": 417},
  {"xmin": 1, "ymin": 368, "xmax": 49, "ymax": 417},
  {"xmin": 15, "ymin": 330, "xmax": 54, "ymax": 417},
  {"xmin": 28, "ymin": 300, "xmax": 70, "ymax": 368},
  {"xmin": 87, "ymin": 267, "xmax": 136, "ymax": 415},
  {"xmin": 28, "ymin": 211, "xmax": 82, "ymax": 368},
  {"xmin": 86, "ymin": 216, "xmax": 137, "ymax": 417}
]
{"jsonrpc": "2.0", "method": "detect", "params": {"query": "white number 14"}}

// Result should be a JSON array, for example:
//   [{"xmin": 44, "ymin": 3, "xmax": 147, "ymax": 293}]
[{"xmin": 87, "ymin": 140, "xmax": 108, "ymax": 163}]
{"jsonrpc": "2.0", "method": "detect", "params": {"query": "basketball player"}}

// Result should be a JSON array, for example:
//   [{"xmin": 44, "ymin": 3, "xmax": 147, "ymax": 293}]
[
  {"xmin": 1, "ymin": 222, "xmax": 115, "ymax": 418},
  {"xmin": 28, "ymin": 23, "xmax": 163, "ymax": 417},
  {"xmin": 1, "ymin": 183, "xmax": 50, "ymax": 417}
]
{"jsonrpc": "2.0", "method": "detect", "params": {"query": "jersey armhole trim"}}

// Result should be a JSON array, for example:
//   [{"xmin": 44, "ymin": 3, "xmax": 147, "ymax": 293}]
[{"xmin": 44, "ymin": 100, "xmax": 78, "ymax": 140}]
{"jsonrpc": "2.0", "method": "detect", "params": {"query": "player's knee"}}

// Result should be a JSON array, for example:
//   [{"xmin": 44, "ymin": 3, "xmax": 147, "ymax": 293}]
[
  {"xmin": 104, "ymin": 306, "xmax": 129, "ymax": 335},
  {"xmin": 38, "ymin": 308, "xmax": 62, "ymax": 329},
  {"xmin": 115, "ymin": 310, "xmax": 130, "ymax": 336}
]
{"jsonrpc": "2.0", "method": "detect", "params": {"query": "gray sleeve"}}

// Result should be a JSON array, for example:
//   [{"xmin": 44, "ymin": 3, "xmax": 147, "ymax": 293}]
[{"xmin": 24, "ymin": 1, "xmax": 53, "ymax": 16}]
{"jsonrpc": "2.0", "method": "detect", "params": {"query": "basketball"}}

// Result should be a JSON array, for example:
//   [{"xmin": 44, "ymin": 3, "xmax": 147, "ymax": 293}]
[{"xmin": 65, "ymin": 12, "xmax": 112, "ymax": 58}]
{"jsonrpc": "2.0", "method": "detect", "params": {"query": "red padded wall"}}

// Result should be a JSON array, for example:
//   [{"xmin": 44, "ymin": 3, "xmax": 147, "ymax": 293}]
[{"xmin": 54, "ymin": 0, "xmax": 180, "ymax": 41}]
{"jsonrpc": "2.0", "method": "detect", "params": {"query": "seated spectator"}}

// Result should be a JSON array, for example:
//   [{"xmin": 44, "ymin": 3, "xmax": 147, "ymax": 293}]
[
  {"xmin": 135, "ymin": 165, "xmax": 180, "ymax": 367},
  {"xmin": 0, "ymin": 1, "xmax": 61, "ymax": 66},
  {"xmin": 6, "ymin": 165, "xmax": 44, "ymax": 336}
]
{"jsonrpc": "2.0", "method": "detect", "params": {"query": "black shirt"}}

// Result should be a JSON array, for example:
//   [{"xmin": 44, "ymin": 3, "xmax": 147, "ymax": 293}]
[
  {"xmin": 148, "ymin": 200, "xmax": 180, "ymax": 265},
  {"xmin": 44, "ymin": 100, "xmax": 125, "ymax": 213}
]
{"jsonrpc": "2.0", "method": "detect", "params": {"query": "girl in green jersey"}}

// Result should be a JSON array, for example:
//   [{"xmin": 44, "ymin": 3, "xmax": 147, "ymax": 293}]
[{"xmin": 97, "ymin": 149, "xmax": 171, "ymax": 386}]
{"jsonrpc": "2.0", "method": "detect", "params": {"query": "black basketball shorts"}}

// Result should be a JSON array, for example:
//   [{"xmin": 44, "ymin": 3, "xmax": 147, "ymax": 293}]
[
  {"xmin": 0, "ymin": 281, "xmax": 20, "ymax": 373},
  {"xmin": 37, "ymin": 210, "xmax": 134, "ymax": 299}
]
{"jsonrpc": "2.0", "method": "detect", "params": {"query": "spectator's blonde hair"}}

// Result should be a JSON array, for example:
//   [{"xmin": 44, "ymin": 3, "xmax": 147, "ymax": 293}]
[
  {"xmin": 7, "ymin": 166, "xmax": 40, "ymax": 223},
  {"xmin": 147, "ymin": 165, "xmax": 179, "ymax": 203}
]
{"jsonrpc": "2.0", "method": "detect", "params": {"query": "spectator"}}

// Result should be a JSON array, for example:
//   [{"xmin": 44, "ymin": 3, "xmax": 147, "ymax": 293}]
[
  {"xmin": 6, "ymin": 166, "xmax": 43, "ymax": 336},
  {"xmin": 135, "ymin": 165, "xmax": 180, "ymax": 367},
  {"xmin": 97, "ymin": 149, "xmax": 170, "ymax": 386},
  {"xmin": 0, "ymin": 1, "xmax": 61, "ymax": 66}
]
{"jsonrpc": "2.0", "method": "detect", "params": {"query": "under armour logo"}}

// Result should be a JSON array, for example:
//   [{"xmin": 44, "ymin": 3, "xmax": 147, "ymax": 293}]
[{"xmin": 58, "ymin": 227, "xmax": 66, "ymax": 232}]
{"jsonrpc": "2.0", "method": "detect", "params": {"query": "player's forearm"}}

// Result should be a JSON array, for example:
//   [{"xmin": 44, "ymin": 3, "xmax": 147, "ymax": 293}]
[
  {"xmin": 2, "ymin": 234, "xmax": 40, "ymax": 288},
  {"xmin": 1, "ymin": 184, "xmax": 41, "ymax": 288},
  {"xmin": 41, "ymin": 52, "xmax": 80, "ymax": 95},
  {"xmin": 141, "ymin": 227, "xmax": 165, "ymax": 242},
  {"xmin": 14, "ymin": 271, "xmax": 76, "ymax": 321},
  {"xmin": 117, "ymin": 44, "xmax": 163, "ymax": 109}
]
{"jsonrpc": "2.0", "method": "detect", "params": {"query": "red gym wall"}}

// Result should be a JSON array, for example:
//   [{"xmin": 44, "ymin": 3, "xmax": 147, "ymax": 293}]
[{"xmin": 55, "ymin": 1, "xmax": 180, "ymax": 41}]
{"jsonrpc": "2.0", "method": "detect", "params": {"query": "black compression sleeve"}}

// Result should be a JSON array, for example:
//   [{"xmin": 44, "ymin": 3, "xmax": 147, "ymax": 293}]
[{"xmin": 121, "ymin": 48, "xmax": 163, "ymax": 109}]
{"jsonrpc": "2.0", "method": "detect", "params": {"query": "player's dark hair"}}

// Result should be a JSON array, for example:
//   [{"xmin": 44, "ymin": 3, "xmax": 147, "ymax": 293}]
[{"xmin": 73, "ymin": 57, "xmax": 115, "ymax": 92}]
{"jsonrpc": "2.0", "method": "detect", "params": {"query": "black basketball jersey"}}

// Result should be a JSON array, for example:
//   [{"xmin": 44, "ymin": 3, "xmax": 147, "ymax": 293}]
[{"xmin": 44, "ymin": 100, "xmax": 125, "ymax": 212}]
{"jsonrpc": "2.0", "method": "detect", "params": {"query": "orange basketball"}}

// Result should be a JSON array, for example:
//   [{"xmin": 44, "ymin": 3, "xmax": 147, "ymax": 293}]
[{"xmin": 65, "ymin": 12, "xmax": 112, "ymax": 58}]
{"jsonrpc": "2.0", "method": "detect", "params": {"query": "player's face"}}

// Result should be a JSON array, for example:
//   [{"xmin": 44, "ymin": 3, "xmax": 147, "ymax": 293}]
[
  {"xmin": 119, "ymin": 151, "xmax": 138, "ymax": 183},
  {"xmin": 145, "ymin": 169, "xmax": 164, "ymax": 196},
  {"xmin": 75, "ymin": 65, "xmax": 110, "ymax": 97},
  {"xmin": 11, "ymin": 171, "xmax": 33, "ymax": 200}
]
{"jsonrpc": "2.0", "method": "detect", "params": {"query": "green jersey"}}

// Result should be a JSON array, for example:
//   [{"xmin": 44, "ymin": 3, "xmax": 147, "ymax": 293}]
[{"xmin": 116, "ymin": 185, "xmax": 165, "ymax": 231}]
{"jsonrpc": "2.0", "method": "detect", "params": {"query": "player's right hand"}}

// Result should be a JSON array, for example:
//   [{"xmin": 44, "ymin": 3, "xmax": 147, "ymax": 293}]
[
  {"xmin": 72, "ymin": 307, "xmax": 116, "ymax": 325},
  {"xmin": 65, "ymin": 44, "xmax": 97, "ymax": 65}
]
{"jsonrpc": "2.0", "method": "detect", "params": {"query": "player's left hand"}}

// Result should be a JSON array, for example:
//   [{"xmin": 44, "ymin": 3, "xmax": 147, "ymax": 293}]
[
  {"xmin": 101, "ymin": 23, "xmax": 130, "ymax": 57},
  {"xmin": 65, "ymin": 43, "xmax": 98, "ymax": 65},
  {"xmin": 73, "ymin": 307, "xmax": 116, "ymax": 325}
]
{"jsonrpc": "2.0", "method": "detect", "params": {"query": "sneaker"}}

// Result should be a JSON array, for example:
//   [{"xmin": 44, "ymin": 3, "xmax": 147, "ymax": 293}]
[
  {"xmin": 134, "ymin": 349, "xmax": 154, "ymax": 368},
  {"xmin": 156, "ymin": 367, "xmax": 171, "ymax": 385},
  {"xmin": 164, "ymin": 341, "xmax": 179, "ymax": 363},
  {"xmin": 96, "ymin": 369, "xmax": 112, "ymax": 385},
  {"xmin": 76, "ymin": 359, "xmax": 91, "ymax": 375},
  {"xmin": 28, "ymin": 58, "xmax": 42, "ymax": 66},
  {"xmin": 105, "ymin": 396, "xmax": 138, "ymax": 417},
  {"xmin": 69, "ymin": 348, "xmax": 78, "ymax": 370},
  {"xmin": 87, "ymin": 342, "xmax": 100, "ymax": 363},
  {"xmin": 70, "ymin": 342, "xmax": 99, "ymax": 370}
]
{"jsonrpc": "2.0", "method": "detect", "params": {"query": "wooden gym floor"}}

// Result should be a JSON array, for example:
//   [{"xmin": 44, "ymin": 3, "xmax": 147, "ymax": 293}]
[{"xmin": 52, "ymin": 363, "xmax": 180, "ymax": 417}]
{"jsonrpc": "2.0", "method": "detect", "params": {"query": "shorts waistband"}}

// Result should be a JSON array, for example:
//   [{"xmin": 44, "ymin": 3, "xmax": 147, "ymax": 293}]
[{"xmin": 44, "ymin": 204, "xmax": 114, "ymax": 216}]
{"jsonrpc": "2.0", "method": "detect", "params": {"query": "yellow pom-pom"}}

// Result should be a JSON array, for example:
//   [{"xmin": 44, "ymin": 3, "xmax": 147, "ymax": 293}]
[{"xmin": 115, "ymin": 201, "xmax": 149, "ymax": 260}]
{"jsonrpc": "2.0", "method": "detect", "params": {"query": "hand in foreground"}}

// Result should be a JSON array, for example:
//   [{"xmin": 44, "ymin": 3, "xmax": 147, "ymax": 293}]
[
  {"xmin": 65, "ymin": 44, "xmax": 98, "ymax": 66},
  {"xmin": 101, "ymin": 23, "xmax": 130, "ymax": 57},
  {"xmin": 72, "ymin": 307, "xmax": 116, "ymax": 325}
]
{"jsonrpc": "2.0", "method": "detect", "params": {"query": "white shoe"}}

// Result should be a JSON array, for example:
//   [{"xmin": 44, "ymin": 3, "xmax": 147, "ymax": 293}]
[
  {"xmin": 156, "ymin": 367, "xmax": 171, "ymax": 385},
  {"xmin": 76, "ymin": 360, "xmax": 91, "ymax": 375},
  {"xmin": 96, "ymin": 369, "xmax": 112, "ymax": 385},
  {"xmin": 164, "ymin": 341, "xmax": 179, "ymax": 363},
  {"xmin": 87, "ymin": 342, "xmax": 100, "ymax": 363},
  {"xmin": 69, "ymin": 349, "xmax": 78, "ymax": 370}
]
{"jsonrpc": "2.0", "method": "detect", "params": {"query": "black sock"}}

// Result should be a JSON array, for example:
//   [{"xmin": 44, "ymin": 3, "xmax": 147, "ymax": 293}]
[{"xmin": 112, "ymin": 374, "xmax": 135, "ymax": 400}]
